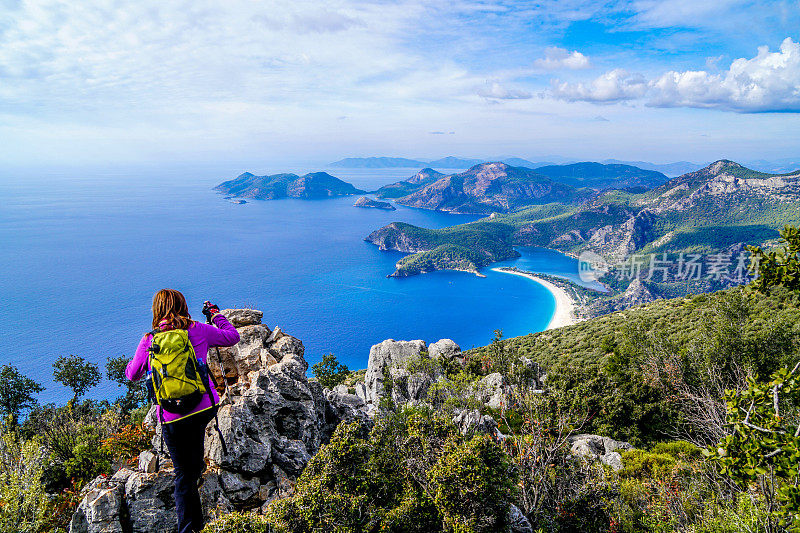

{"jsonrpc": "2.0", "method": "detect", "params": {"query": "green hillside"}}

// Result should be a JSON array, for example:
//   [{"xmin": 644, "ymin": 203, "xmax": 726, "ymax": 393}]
[{"xmin": 466, "ymin": 284, "xmax": 800, "ymax": 444}]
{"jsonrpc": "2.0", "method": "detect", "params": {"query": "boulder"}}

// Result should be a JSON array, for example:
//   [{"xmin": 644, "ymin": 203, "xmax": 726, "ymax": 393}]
[
  {"xmin": 388, "ymin": 367, "xmax": 437, "ymax": 405},
  {"xmin": 212, "ymin": 324, "xmax": 272, "ymax": 384},
  {"xmin": 221, "ymin": 308, "xmax": 263, "ymax": 327},
  {"xmin": 428, "ymin": 338, "xmax": 462, "ymax": 360},
  {"xmin": 354, "ymin": 382, "xmax": 368, "ymax": 403},
  {"xmin": 138, "ymin": 450, "xmax": 158, "ymax": 474},
  {"xmin": 364, "ymin": 339, "xmax": 427, "ymax": 404},
  {"xmin": 600, "ymin": 451, "xmax": 624, "ymax": 471},
  {"xmin": 480, "ymin": 372, "xmax": 506, "ymax": 409},
  {"xmin": 322, "ymin": 389, "xmax": 370, "ymax": 441},
  {"xmin": 124, "ymin": 470, "xmax": 178, "ymax": 533},
  {"xmin": 507, "ymin": 503, "xmax": 533, "ymax": 533},
  {"xmin": 69, "ymin": 476, "xmax": 125, "ymax": 533},
  {"xmin": 452, "ymin": 409, "xmax": 499, "ymax": 437},
  {"xmin": 569, "ymin": 433, "xmax": 634, "ymax": 471}
]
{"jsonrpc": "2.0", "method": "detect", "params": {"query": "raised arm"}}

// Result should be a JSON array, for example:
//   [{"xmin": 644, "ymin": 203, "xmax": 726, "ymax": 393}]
[{"xmin": 198, "ymin": 313, "xmax": 240, "ymax": 347}]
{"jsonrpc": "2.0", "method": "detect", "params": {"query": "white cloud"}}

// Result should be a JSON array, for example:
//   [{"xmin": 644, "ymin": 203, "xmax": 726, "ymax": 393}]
[
  {"xmin": 477, "ymin": 81, "xmax": 532, "ymax": 100},
  {"xmin": 650, "ymin": 37, "xmax": 800, "ymax": 112},
  {"xmin": 550, "ymin": 38, "xmax": 800, "ymax": 112},
  {"xmin": 534, "ymin": 46, "xmax": 590, "ymax": 70},
  {"xmin": 550, "ymin": 69, "xmax": 648, "ymax": 102}
]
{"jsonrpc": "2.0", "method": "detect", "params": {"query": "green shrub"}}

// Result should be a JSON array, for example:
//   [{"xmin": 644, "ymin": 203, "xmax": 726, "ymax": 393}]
[
  {"xmin": 650, "ymin": 441, "xmax": 700, "ymax": 460},
  {"xmin": 618, "ymin": 450, "xmax": 676, "ymax": 480},
  {"xmin": 311, "ymin": 354, "xmax": 350, "ymax": 390},
  {"xmin": 429, "ymin": 435, "xmax": 514, "ymax": 533},
  {"xmin": 265, "ymin": 407, "xmax": 516, "ymax": 533},
  {"xmin": 64, "ymin": 425, "xmax": 112, "ymax": 486},
  {"xmin": 690, "ymin": 492, "xmax": 773, "ymax": 533},
  {"xmin": 201, "ymin": 511, "xmax": 273, "ymax": 533},
  {"xmin": 749, "ymin": 225, "xmax": 800, "ymax": 294},
  {"xmin": 266, "ymin": 420, "xmax": 383, "ymax": 532},
  {"xmin": 0, "ymin": 428, "xmax": 50, "ymax": 533}
]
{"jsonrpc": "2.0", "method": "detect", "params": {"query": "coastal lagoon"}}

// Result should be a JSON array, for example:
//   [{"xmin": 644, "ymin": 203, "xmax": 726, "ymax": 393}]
[{"xmin": 1, "ymin": 165, "xmax": 587, "ymax": 403}]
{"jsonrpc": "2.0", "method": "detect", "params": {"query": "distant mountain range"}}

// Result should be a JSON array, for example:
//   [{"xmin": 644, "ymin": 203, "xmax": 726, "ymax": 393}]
[
  {"xmin": 330, "ymin": 156, "xmax": 800, "ymax": 177},
  {"xmin": 214, "ymin": 171, "xmax": 364, "ymax": 199},
  {"xmin": 742, "ymin": 158, "xmax": 800, "ymax": 174},
  {"xmin": 329, "ymin": 155, "xmax": 553, "ymax": 170},
  {"xmin": 329, "ymin": 157, "xmax": 430, "ymax": 168},
  {"xmin": 329, "ymin": 155, "xmax": 702, "ymax": 176},
  {"xmin": 599, "ymin": 159, "xmax": 702, "ymax": 177},
  {"xmin": 328, "ymin": 156, "xmax": 490, "ymax": 169},
  {"xmin": 373, "ymin": 168, "xmax": 447, "ymax": 199},
  {"xmin": 373, "ymin": 162, "xmax": 668, "ymax": 210}
]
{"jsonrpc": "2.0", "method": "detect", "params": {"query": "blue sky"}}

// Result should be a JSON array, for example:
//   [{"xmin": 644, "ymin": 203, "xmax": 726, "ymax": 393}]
[{"xmin": 0, "ymin": 0, "xmax": 798, "ymax": 167}]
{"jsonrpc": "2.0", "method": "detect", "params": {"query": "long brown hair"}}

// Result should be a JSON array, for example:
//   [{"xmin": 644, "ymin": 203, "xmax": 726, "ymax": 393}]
[{"xmin": 151, "ymin": 288, "xmax": 193, "ymax": 330}]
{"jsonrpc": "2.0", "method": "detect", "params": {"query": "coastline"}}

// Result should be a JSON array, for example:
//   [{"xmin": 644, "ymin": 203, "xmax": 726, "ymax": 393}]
[{"xmin": 491, "ymin": 267, "xmax": 578, "ymax": 330}]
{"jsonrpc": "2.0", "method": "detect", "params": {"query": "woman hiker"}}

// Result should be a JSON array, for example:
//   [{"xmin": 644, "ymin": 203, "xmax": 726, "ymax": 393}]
[{"xmin": 126, "ymin": 288, "xmax": 240, "ymax": 533}]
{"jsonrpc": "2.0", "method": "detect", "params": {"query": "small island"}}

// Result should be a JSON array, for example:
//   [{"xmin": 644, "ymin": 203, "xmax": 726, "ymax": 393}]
[
  {"xmin": 354, "ymin": 196, "xmax": 396, "ymax": 210},
  {"xmin": 214, "ymin": 171, "xmax": 364, "ymax": 200}
]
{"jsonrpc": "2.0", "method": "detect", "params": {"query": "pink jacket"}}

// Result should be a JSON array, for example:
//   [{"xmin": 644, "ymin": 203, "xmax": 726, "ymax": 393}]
[{"xmin": 126, "ymin": 313, "xmax": 240, "ymax": 423}]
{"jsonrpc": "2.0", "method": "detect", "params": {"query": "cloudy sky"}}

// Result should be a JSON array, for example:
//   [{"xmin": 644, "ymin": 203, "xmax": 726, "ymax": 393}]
[{"xmin": 0, "ymin": 0, "xmax": 798, "ymax": 166}]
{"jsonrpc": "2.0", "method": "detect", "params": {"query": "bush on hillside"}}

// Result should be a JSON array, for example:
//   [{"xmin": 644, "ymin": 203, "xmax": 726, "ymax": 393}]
[
  {"xmin": 0, "ymin": 426, "xmax": 50, "ymax": 533},
  {"xmin": 201, "ymin": 511, "xmax": 273, "ymax": 533},
  {"xmin": 265, "ymin": 407, "xmax": 516, "ymax": 533},
  {"xmin": 311, "ymin": 354, "xmax": 350, "ymax": 390},
  {"xmin": 749, "ymin": 225, "xmax": 800, "ymax": 294}
]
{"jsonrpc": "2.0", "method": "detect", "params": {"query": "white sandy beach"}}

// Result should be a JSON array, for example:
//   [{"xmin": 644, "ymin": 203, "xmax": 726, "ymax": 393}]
[{"xmin": 491, "ymin": 268, "xmax": 577, "ymax": 330}]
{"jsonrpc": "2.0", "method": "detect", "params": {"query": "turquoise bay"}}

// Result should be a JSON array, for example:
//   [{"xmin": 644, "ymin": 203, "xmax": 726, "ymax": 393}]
[{"xmin": 0, "ymin": 165, "xmax": 583, "ymax": 403}]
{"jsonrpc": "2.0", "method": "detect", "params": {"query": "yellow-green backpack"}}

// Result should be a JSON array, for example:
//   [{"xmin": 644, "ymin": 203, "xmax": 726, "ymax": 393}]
[{"xmin": 147, "ymin": 329, "xmax": 209, "ymax": 417}]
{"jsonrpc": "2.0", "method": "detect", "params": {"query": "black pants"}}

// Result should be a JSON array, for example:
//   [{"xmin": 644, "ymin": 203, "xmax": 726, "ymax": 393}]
[{"xmin": 162, "ymin": 408, "xmax": 215, "ymax": 533}]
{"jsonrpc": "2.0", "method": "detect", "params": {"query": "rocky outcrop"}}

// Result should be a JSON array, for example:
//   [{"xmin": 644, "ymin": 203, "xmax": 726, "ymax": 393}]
[
  {"xmin": 70, "ymin": 309, "xmax": 368, "ymax": 533},
  {"xmin": 584, "ymin": 208, "xmax": 658, "ymax": 263},
  {"xmin": 364, "ymin": 339, "xmax": 428, "ymax": 404},
  {"xmin": 508, "ymin": 503, "xmax": 534, "ymax": 533},
  {"xmin": 221, "ymin": 308, "xmax": 263, "ymax": 327},
  {"xmin": 479, "ymin": 373, "xmax": 506, "ymax": 409},
  {"xmin": 569, "ymin": 434, "xmax": 634, "ymax": 471},
  {"xmin": 621, "ymin": 278, "xmax": 656, "ymax": 307},
  {"xmin": 362, "ymin": 338, "xmax": 467, "ymax": 409},
  {"xmin": 353, "ymin": 196, "xmax": 396, "ymax": 210},
  {"xmin": 452, "ymin": 409, "xmax": 499, "ymax": 437}
]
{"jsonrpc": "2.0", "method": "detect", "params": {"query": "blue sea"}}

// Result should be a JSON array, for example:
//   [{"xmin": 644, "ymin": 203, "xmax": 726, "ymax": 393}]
[{"xmin": 0, "ymin": 164, "xmax": 590, "ymax": 404}]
